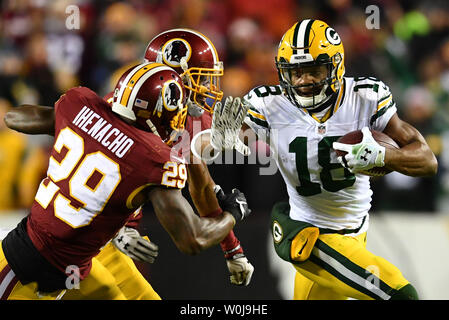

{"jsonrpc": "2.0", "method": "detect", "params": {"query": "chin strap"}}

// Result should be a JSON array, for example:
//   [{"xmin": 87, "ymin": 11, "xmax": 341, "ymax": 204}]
[
  {"xmin": 146, "ymin": 119, "xmax": 160, "ymax": 137},
  {"xmin": 293, "ymin": 83, "xmax": 328, "ymax": 108},
  {"xmin": 180, "ymin": 57, "xmax": 189, "ymax": 72}
]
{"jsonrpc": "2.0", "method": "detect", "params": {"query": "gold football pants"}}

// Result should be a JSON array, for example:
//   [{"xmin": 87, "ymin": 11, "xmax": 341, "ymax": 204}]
[
  {"xmin": 63, "ymin": 241, "xmax": 160, "ymax": 300},
  {"xmin": 292, "ymin": 232, "xmax": 411, "ymax": 300},
  {"xmin": 0, "ymin": 242, "xmax": 124, "ymax": 300}
]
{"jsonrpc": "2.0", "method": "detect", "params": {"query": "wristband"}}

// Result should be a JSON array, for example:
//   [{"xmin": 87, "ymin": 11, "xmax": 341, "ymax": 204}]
[
  {"xmin": 204, "ymin": 207, "xmax": 244, "ymax": 258},
  {"xmin": 221, "ymin": 231, "xmax": 244, "ymax": 259}
]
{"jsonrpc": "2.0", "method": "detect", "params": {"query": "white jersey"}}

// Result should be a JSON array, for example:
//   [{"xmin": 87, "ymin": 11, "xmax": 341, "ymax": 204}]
[
  {"xmin": 0, "ymin": 228, "xmax": 10, "ymax": 241},
  {"xmin": 244, "ymin": 77, "xmax": 397, "ymax": 231}
]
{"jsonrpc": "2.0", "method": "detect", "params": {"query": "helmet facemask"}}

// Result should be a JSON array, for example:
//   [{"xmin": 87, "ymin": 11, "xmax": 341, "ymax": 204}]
[
  {"xmin": 276, "ymin": 53, "xmax": 343, "ymax": 110},
  {"xmin": 181, "ymin": 61, "xmax": 224, "ymax": 114},
  {"xmin": 166, "ymin": 100, "xmax": 188, "ymax": 146}
]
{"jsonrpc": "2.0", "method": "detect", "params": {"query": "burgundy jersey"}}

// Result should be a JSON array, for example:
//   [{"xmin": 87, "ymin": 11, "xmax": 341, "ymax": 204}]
[
  {"xmin": 103, "ymin": 91, "xmax": 212, "ymax": 229},
  {"xmin": 27, "ymin": 87, "xmax": 187, "ymax": 279},
  {"xmin": 185, "ymin": 111, "xmax": 212, "ymax": 138}
]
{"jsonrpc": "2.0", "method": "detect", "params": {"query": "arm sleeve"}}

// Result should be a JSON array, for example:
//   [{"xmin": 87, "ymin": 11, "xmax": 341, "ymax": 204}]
[
  {"xmin": 243, "ymin": 88, "xmax": 270, "ymax": 142},
  {"xmin": 369, "ymin": 80, "xmax": 397, "ymax": 132}
]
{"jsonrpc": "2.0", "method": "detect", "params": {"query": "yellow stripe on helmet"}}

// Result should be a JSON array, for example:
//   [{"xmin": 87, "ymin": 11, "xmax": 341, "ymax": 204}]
[{"xmin": 119, "ymin": 63, "xmax": 164, "ymax": 107}]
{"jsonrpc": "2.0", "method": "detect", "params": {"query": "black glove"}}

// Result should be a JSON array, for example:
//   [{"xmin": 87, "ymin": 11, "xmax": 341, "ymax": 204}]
[{"xmin": 214, "ymin": 185, "xmax": 251, "ymax": 222}]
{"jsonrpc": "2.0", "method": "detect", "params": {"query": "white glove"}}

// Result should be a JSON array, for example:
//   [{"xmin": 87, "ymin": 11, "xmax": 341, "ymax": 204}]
[
  {"xmin": 211, "ymin": 96, "xmax": 250, "ymax": 156},
  {"xmin": 112, "ymin": 226, "xmax": 159, "ymax": 263},
  {"xmin": 333, "ymin": 127, "xmax": 386, "ymax": 173},
  {"xmin": 226, "ymin": 254, "xmax": 254, "ymax": 286}
]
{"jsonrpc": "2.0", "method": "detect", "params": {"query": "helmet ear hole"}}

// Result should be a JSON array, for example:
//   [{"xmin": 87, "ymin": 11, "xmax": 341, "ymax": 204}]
[{"xmin": 333, "ymin": 52, "xmax": 342, "ymax": 64}]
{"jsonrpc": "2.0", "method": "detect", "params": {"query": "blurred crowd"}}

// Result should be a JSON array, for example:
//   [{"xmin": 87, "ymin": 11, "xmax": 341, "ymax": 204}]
[{"xmin": 0, "ymin": 0, "xmax": 448, "ymax": 213}]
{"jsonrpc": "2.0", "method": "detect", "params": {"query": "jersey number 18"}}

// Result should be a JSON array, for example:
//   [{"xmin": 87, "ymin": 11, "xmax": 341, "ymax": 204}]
[{"xmin": 289, "ymin": 136, "xmax": 355, "ymax": 196}]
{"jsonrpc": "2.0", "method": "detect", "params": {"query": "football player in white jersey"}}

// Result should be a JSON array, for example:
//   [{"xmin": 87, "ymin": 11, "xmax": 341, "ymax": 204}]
[{"xmin": 205, "ymin": 19, "xmax": 437, "ymax": 300}]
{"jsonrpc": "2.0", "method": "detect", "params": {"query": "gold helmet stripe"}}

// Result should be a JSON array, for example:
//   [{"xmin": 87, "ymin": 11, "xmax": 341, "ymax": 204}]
[
  {"xmin": 119, "ymin": 63, "xmax": 163, "ymax": 107},
  {"xmin": 127, "ymin": 64, "xmax": 174, "ymax": 111},
  {"xmin": 116, "ymin": 63, "xmax": 148, "ymax": 104}
]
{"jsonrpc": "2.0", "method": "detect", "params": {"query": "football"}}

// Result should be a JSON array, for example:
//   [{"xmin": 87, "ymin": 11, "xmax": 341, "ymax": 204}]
[{"xmin": 335, "ymin": 129, "xmax": 399, "ymax": 176}]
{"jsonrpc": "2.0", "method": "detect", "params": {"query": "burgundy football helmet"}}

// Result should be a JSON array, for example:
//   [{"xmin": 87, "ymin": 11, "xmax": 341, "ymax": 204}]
[
  {"xmin": 111, "ymin": 62, "xmax": 188, "ymax": 145},
  {"xmin": 144, "ymin": 28, "xmax": 223, "ymax": 114}
]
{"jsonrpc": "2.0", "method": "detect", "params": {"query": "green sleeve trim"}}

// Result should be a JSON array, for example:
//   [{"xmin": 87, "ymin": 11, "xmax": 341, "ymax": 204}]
[{"xmin": 370, "ymin": 100, "xmax": 395, "ymax": 126}]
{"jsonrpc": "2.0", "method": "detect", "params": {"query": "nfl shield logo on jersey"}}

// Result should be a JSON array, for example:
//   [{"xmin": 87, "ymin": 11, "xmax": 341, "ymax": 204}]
[{"xmin": 317, "ymin": 124, "xmax": 327, "ymax": 135}]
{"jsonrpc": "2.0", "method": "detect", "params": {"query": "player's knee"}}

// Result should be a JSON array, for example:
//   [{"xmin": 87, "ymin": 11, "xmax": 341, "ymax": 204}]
[{"xmin": 389, "ymin": 283, "xmax": 419, "ymax": 300}]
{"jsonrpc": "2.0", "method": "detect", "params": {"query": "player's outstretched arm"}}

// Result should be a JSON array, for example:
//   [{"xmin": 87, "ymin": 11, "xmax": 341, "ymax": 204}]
[
  {"xmin": 383, "ymin": 114, "xmax": 437, "ymax": 177},
  {"xmin": 148, "ymin": 187, "xmax": 251, "ymax": 255},
  {"xmin": 187, "ymin": 161, "xmax": 220, "ymax": 216},
  {"xmin": 186, "ymin": 162, "xmax": 255, "ymax": 285},
  {"xmin": 4, "ymin": 104, "xmax": 55, "ymax": 135}
]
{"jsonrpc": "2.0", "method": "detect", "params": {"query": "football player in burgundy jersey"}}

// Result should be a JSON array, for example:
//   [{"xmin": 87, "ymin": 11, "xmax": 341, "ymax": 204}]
[
  {"xmin": 143, "ymin": 28, "xmax": 255, "ymax": 286},
  {"xmin": 0, "ymin": 62, "xmax": 251, "ymax": 300},
  {"xmin": 96, "ymin": 29, "xmax": 254, "ymax": 296}
]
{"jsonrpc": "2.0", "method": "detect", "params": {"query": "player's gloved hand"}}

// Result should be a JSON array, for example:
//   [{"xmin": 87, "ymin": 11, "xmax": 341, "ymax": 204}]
[
  {"xmin": 112, "ymin": 226, "xmax": 159, "ymax": 263},
  {"xmin": 211, "ymin": 96, "xmax": 250, "ymax": 156},
  {"xmin": 333, "ymin": 127, "xmax": 386, "ymax": 173},
  {"xmin": 214, "ymin": 185, "xmax": 251, "ymax": 223},
  {"xmin": 225, "ymin": 253, "xmax": 254, "ymax": 286}
]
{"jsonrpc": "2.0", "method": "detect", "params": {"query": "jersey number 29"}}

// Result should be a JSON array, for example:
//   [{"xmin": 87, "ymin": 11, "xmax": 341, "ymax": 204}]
[{"xmin": 35, "ymin": 127, "xmax": 121, "ymax": 228}]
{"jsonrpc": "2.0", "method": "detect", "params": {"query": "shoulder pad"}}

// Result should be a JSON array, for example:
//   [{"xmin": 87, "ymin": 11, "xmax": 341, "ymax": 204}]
[
  {"xmin": 244, "ymin": 85, "xmax": 282, "ymax": 112},
  {"xmin": 351, "ymin": 77, "xmax": 393, "ymax": 105}
]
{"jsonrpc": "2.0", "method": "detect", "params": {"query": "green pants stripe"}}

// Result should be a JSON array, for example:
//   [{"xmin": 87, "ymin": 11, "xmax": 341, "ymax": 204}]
[{"xmin": 311, "ymin": 239, "xmax": 397, "ymax": 300}]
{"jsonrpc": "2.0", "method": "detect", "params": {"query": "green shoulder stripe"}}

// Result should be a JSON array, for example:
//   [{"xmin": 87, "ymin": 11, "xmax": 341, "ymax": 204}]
[
  {"xmin": 377, "ymin": 93, "xmax": 392, "ymax": 104},
  {"xmin": 370, "ymin": 100, "xmax": 395, "ymax": 126},
  {"xmin": 247, "ymin": 112, "xmax": 269, "ymax": 128}
]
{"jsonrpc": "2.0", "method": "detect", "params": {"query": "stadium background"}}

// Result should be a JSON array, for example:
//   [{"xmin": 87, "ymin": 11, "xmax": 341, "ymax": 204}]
[{"xmin": 0, "ymin": 0, "xmax": 448, "ymax": 299}]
